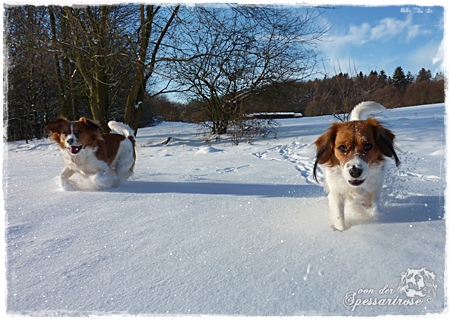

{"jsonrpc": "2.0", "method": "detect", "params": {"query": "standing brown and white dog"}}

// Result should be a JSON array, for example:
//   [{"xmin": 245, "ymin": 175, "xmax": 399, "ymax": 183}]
[
  {"xmin": 45, "ymin": 117, "xmax": 136, "ymax": 190},
  {"xmin": 313, "ymin": 102, "xmax": 400, "ymax": 231}
]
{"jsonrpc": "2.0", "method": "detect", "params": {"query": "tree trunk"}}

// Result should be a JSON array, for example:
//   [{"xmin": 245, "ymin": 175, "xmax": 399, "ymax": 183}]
[
  {"xmin": 124, "ymin": 5, "xmax": 155, "ymax": 131},
  {"xmin": 124, "ymin": 5, "xmax": 180, "ymax": 136},
  {"xmin": 64, "ymin": 6, "xmax": 111, "ymax": 131},
  {"xmin": 49, "ymin": 6, "xmax": 69, "ymax": 118}
]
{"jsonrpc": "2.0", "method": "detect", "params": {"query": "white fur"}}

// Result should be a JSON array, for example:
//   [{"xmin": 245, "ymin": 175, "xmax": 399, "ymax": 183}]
[
  {"xmin": 107, "ymin": 121, "xmax": 136, "ymax": 187},
  {"xmin": 108, "ymin": 121, "xmax": 134, "ymax": 138},
  {"xmin": 107, "ymin": 138, "xmax": 135, "ymax": 186},
  {"xmin": 324, "ymin": 161, "xmax": 386, "ymax": 231},
  {"xmin": 350, "ymin": 101, "xmax": 386, "ymax": 121}
]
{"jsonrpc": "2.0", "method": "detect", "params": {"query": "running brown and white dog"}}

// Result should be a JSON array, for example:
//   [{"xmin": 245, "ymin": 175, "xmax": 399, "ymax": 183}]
[
  {"xmin": 45, "ymin": 117, "xmax": 136, "ymax": 190},
  {"xmin": 313, "ymin": 102, "xmax": 400, "ymax": 231}
]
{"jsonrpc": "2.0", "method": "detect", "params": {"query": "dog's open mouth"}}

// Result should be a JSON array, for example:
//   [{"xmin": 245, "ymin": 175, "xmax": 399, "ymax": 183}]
[
  {"xmin": 348, "ymin": 179, "xmax": 365, "ymax": 186},
  {"xmin": 69, "ymin": 146, "xmax": 82, "ymax": 154}
]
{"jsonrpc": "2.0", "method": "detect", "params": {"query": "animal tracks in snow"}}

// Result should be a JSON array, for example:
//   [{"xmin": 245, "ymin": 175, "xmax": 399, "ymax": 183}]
[
  {"xmin": 302, "ymin": 263, "xmax": 324, "ymax": 281},
  {"xmin": 216, "ymin": 165, "xmax": 251, "ymax": 174},
  {"xmin": 383, "ymin": 150, "xmax": 444, "ymax": 201},
  {"xmin": 253, "ymin": 140, "xmax": 319, "ymax": 184}
]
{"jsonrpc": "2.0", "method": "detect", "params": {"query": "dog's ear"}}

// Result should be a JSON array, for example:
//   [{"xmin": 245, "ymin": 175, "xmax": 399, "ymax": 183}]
[
  {"xmin": 79, "ymin": 117, "xmax": 103, "ymax": 132},
  {"xmin": 313, "ymin": 123, "xmax": 338, "ymax": 182},
  {"xmin": 370, "ymin": 119, "xmax": 400, "ymax": 167},
  {"xmin": 44, "ymin": 117, "xmax": 68, "ymax": 133}
]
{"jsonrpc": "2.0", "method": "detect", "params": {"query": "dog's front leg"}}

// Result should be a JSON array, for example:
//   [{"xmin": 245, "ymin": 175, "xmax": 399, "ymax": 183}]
[
  {"xmin": 328, "ymin": 193, "xmax": 345, "ymax": 231},
  {"xmin": 90, "ymin": 169, "xmax": 114, "ymax": 189},
  {"xmin": 60, "ymin": 167, "xmax": 75, "ymax": 182},
  {"xmin": 368, "ymin": 193, "xmax": 381, "ymax": 220},
  {"xmin": 58, "ymin": 167, "xmax": 78, "ymax": 190}
]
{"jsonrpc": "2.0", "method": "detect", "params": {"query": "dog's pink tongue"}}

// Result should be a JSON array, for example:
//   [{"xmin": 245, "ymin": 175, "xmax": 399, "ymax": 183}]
[
  {"xmin": 70, "ymin": 146, "xmax": 82, "ymax": 154},
  {"xmin": 349, "ymin": 179, "xmax": 364, "ymax": 186}
]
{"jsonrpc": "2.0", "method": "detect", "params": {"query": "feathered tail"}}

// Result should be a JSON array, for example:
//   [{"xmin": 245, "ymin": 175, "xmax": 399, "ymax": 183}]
[
  {"xmin": 108, "ymin": 121, "xmax": 135, "ymax": 138},
  {"xmin": 350, "ymin": 101, "xmax": 386, "ymax": 121}
]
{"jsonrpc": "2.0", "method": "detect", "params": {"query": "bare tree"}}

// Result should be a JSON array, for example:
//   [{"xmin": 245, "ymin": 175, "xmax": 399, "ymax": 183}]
[
  {"xmin": 47, "ymin": 5, "xmax": 182, "ymax": 134},
  {"xmin": 49, "ymin": 6, "xmax": 86, "ymax": 119},
  {"xmin": 330, "ymin": 61, "xmax": 358, "ymax": 121},
  {"xmin": 167, "ymin": 5, "xmax": 328, "ymax": 135},
  {"xmin": 123, "ymin": 4, "xmax": 180, "ymax": 135},
  {"xmin": 61, "ymin": 6, "xmax": 122, "ymax": 131},
  {"xmin": 5, "ymin": 6, "xmax": 58, "ymax": 141},
  {"xmin": 330, "ymin": 61, "xmax": 389, "ymax": 121}
]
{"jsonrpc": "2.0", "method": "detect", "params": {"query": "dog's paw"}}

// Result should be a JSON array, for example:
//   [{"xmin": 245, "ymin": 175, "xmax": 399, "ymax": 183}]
[
  {"xmin": 90, "ymin": 172, "xmax": 114, "ymax": 190},
  {"xmin": 369, "ymin": 205, "xmax": 384, "ymax": 221},
  {"xmin": 332, "ymin": 222, "xmax": 346, "ymax": 232},
  {"xmin": 56, "ymin": 176, "xmax": 79, "ymax": 191},
  {"xmin": 111, "ymin": 178, "xmax": 123, "ymax": 189}
]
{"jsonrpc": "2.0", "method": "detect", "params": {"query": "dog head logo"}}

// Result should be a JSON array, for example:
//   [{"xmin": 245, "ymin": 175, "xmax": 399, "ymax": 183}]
[{"xmin": 398, "ymin": 268, "xmax": 437, "ymax": 298}]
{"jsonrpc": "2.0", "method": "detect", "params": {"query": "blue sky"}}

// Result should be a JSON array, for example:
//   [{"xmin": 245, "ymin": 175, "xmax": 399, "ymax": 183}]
[{"xmin": 316, "ymin": 5, "xmax": 444, "ymax": 79}]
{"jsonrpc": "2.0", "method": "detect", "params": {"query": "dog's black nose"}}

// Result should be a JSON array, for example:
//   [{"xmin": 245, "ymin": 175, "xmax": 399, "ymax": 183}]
[
  {"xmin": 349, "ymin": 166, "xmax": 363, "ymax": 178},
  {"xmin": 67, "ymin": 138, "xmax": 74, "ymax": 145}
]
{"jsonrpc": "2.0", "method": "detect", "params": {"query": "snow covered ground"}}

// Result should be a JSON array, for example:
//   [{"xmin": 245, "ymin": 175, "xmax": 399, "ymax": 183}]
[{"xmin": 2, "ymin": 103, "xmax": 447, "ymax": 316}]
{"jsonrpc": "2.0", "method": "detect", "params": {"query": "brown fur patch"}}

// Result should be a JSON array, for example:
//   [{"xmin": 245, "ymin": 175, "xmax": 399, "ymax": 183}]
[
  {"xmin": 333, "ymin": 120, "xmax": 380, "ymax": 166},
  {"xmin": 313, "ymin": 117, "xmax": 399, "ymax": 181},
  {"xmin": 95, "ymin": 134, "xmax": 126, "ymax": 165}
]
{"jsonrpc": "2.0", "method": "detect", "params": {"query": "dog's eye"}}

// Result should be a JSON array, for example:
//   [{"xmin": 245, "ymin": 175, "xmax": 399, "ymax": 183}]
[
  {"xmin": 62, "ymin": 131, "xmax": 68, "ymax": 136},
  {"xmin": 75, "ymin": 130, "xmax": 82, "ymax": 135},
  {"xmin": 363, "ymin": 143, "xmax": 373, "ymax": 151},
  {"xmin": 337, "ymin": 145, "xmax": 348, "ymax": 153}
]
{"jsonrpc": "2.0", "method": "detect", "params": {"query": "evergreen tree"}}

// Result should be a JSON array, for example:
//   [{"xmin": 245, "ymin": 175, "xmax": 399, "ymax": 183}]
[
  {"xmin": 434, "ymin": 72, "xmax": 444, "ymax": 82},
  {"xmin": 406, "ymin": 71, "xmax": 414, "ymax": 85},
  {"xmin": 417, "ymin": 68, "xmax": 432, "ymax": 82},
  {"xmin": 393, "ymin": 66, "xmax": 407, "ymax": 88}
]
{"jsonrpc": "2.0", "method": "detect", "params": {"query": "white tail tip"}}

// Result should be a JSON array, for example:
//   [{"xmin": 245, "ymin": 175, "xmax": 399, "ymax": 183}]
[
  {"xmin": 350, "ymin": 101, "xmax": 387, "ymax": 121},
  {"xmin": 108, "ymin": 121, "xmax": 134, "ymax": 138}
]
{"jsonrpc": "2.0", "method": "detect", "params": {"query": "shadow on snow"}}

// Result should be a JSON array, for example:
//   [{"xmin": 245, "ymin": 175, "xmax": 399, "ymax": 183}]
[
  {"xmin": 107, "ymin": 181, "xmax": 444, "ymax": 225},
  {"xmin": 108, "ymin": 180, "xmax": 325, "ymax": 199},
  {"xmin": 380, "ymin": 195, "xmax": 445, "ymax": 224}
]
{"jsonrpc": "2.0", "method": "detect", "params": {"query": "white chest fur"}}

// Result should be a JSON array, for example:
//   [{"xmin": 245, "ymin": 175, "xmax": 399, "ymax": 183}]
[{"xmin": 62, "ymin": 146, "xmax": 109, "ymax": 176}]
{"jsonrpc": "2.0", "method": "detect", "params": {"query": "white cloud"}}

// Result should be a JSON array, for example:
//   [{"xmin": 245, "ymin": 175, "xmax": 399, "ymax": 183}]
[
  {"xmin": 407, "ymin": 24, "xmax": 422, "ymax": 41},
  {"xmin": 348, "ymin": 23, "xmax": 371, "ymax": 45},
  {"xmin": 432, "ymin": 39, "xmax": 444, "ymax": 72},
  {"xmin": 328, "ymin": 13, "xmax": 428, "ymax": 47},
  {"xmin": 369, "ymin": 15, "xmax": 413, "ymax": 41},
  {"xmin": 370, "ymin": 13, "xmax": 430, "ymax": 42},
  {"xmin": 401, "ymin": 39, "xmax": 443, "ymax": 75},
  {"xmin": 325, "ymin": 23, "xmax": 370, "ymax": 47}
]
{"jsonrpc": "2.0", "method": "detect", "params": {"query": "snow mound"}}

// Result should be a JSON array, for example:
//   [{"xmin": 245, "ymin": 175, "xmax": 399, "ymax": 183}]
[{"xmin": 196, "ymin": 146, "xmax": 223, "ymax": 154}]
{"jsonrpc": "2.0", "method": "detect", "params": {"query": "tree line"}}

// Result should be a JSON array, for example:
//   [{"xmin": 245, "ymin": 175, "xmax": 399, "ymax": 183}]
[
  {"xmin": 298, "ymin": 66, "xmax": 445, "ymax": 118},
  {"xmin": 166, "ymin": 66, "xmax": 444, "ymax": 124},
  {"xmin": 4, "ymin": 5, "xmax": 444, "ymax": 142}
]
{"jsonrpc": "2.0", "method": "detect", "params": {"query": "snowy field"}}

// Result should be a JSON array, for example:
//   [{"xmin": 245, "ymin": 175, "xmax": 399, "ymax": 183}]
[{"xmin": 2, "ymin": 103, "xmax": 447, "ymax": 316}]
